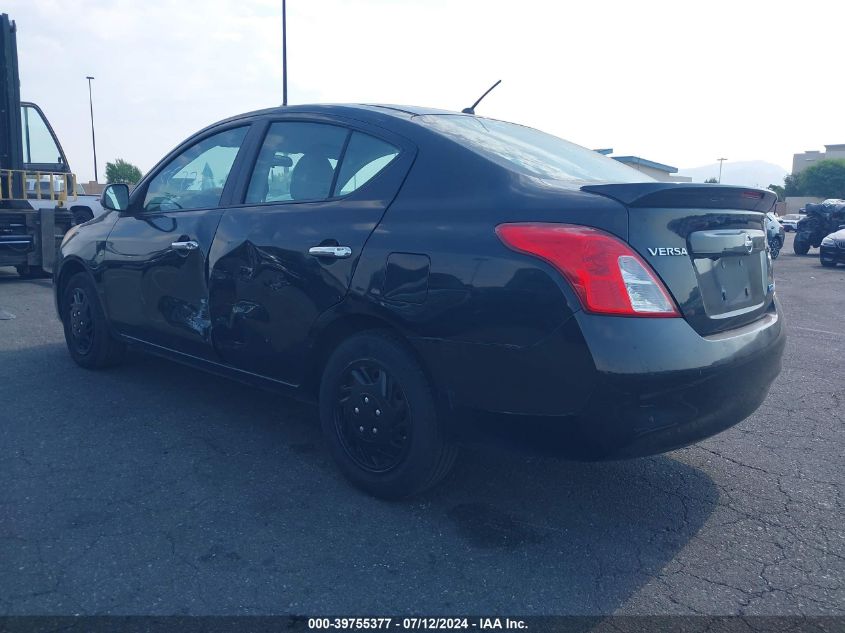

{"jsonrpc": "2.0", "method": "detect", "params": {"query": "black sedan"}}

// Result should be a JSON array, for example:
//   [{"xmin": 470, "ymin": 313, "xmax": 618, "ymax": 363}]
[
  {"xmin": 56, "ymin": 104, "xmax": 785, "ymax": 498},
  {"xmin": 820, "ymin": 228, "xmax": 845, "ymax": 267}
]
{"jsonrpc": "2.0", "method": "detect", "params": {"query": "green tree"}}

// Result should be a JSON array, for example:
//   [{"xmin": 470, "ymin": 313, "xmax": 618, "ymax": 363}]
[
  {"xmin": 105, "ymin": 159, "xmax": 142, "ymax": 185},
  {"xmin": 783, "ymin": 172, "xmax": 803, "ymax": 197},
  {"xmin": 704, "ymin": 177, "xmax": 718, "ymax": 183},
  {"xmin": 799, "ymin": 159, "xmax": 845, "ymax": 198},
  {"xmin": 767, "ymin": 184, "xmax": 785, "ymax": 201}
]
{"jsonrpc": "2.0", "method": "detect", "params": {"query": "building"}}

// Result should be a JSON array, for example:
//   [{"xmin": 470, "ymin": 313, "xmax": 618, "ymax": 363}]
[
  {"xmin": 792, "ymin": 144, "xmax": 845, "ymax": 174},
  {"xmin": 785, "ymin": 143, "xmax": 845, "ymax": 211},
  {"xmin": 80, "ymin": 180, "xmax": 106, "ymax": 195},
  {"xmin": 594, "ymin": 149, "xmax": 692, "ymax": 182},
  {"xmin": 612, "ymin": 156, "xmax": 692, "ymax": 182}
]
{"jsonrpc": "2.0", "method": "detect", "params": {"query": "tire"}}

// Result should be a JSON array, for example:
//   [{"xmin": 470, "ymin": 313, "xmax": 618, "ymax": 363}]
[
  {"xmin": 769, "ymin": 237, "xmax": 782, "ymax": 260},
  {"xmin": 61, "ymin": 272, "xmax": 125, "ymax": 369},
  {"xmin": 15, "ymin": 265, "xmax": 50, "ymax": 279},
  {"xmin": 319, "ymin": 331, "xmax": 458, "ymax": 499},
  {"xmin": 71, "ymin": 207, "xmax": 94, "ymax": 225},
  {"xmin": 793, "ymin": 234, "xmax": 811, "ymax": 255}
]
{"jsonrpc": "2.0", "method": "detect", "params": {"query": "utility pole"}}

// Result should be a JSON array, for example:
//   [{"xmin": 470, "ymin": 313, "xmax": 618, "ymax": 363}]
[
  {"xmin": 282, "ymin": 0, "xmax": 287, "ymax": 106},
  {"xmin": 86, "ymin": 76, "xmax": 98, "ymax": 182},
  {"xmin": 717, "ymin": 157, "xmax": 727, "ymax": 183}
]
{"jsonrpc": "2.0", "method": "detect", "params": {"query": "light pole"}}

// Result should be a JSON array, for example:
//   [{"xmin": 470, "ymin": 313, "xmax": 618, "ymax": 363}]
[
  {"xmin": 717, "ymin": 157, "xmax": 727, "ymax": 183},
  {"xmin": 86, "ymin": 76, "xmax": 98, "ymax": 183},
  {"xmin": 282, "ymin": 0, "xmax": 287, "ymax": 106}
]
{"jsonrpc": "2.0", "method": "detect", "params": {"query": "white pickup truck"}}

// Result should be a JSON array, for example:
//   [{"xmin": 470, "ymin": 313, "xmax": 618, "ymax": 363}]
[
  {"xmin": 1, "ymin": 102, "xmax": 104, "ymax": 277},
  {"xmin": 15, "ymin": 101, "xmax": 104, "ymax": 224},
  {"xmin": 1, "ymin": 13, "xmax": 105, "ymax": 277}
]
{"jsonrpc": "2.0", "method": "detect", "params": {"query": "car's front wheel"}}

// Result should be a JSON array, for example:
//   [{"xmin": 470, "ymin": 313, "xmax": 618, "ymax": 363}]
[
  {"xmin": 769, "ymin": 237, "xmax": 782, "ymax": 259},
  {"xmin": 793, "ymin": 233, "xmax": 811, "ymax": 255},
  {"xmin": 61, "ymin": 272, "xmax": 126, "ymax": 369},
  {"xmin": 15, "ymin": 265, "xmax": 50, "ymax": 279},
  {"xmin": 71, "ymin": 207, "xmax": 95, "ymax": 225},
  {"xmin": 319, "ymin": 331, "xmax": 457, "ymax": 499}
]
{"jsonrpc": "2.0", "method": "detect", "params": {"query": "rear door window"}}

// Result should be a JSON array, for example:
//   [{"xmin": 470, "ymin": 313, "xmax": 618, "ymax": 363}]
[
  {"xmin": 335, "ymin": 133, "xmax": 399, "ymax": 195},
  {"xmin": 245, "ymin": 122, "xmax": 348, "ymax": 204}
]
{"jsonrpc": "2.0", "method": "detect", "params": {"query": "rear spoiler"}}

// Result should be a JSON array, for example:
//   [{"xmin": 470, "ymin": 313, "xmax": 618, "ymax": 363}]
[{"xmin": 581, "ymin": 183, "xmax": 776, "ymax": 212}]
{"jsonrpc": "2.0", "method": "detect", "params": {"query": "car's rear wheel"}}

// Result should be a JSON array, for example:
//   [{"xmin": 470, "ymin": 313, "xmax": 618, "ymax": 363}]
[
  {"xmin": 319, "ymin": 331, "xmax": 457, "ymax": 499},
  {"xmin": 61, "ymin": 272, "xmax": 125, "ymax": 368},
  {"xmin": 769, "ymin": 237, "xmax": 782, "ymax": 259}
]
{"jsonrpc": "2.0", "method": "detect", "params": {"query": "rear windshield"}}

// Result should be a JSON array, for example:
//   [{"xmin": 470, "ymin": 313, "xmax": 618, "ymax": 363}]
[{"xmin": 417, "ymin": 114, "xmax": 651, "ymax": 184}]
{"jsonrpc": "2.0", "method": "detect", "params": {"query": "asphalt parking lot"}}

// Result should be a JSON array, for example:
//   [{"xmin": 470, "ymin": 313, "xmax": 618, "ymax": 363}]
[{"xmin": 1, "ymin": 232, "xmax": 843, "ymax": 616}]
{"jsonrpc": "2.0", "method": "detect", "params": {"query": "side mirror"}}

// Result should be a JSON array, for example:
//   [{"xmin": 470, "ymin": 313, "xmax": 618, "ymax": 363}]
[{"xmin": 101, "ymin": 183, "xmax": 130, "ymax": 211}]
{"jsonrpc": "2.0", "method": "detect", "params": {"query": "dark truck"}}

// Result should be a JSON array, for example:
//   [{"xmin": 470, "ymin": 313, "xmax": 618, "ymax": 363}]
[
  {"xmin": 1, "ymin": 13, "xmax": 100, "ymax": 278},
  {"xmin": 793, "ymin": 199, "xmax": 845, "ymax": 256}
]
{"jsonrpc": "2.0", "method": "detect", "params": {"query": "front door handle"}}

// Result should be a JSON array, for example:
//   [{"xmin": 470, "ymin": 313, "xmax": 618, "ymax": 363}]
[
  {"xmin": 309, "ymin": 245, "xmax": 352, "ymax": 259},
  {"xmin": 171, "ymin": 240, "xmax": 199, "ymax": 252}
]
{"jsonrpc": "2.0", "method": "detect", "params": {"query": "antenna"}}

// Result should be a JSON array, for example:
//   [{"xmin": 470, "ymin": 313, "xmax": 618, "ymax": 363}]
[
  {"xmin": 462, "ymin": 80, "xmax": 501, "ymax": 115},
  {"xmin": 282, "ymin": 0, "xmax": 288, "ymax": 106}
]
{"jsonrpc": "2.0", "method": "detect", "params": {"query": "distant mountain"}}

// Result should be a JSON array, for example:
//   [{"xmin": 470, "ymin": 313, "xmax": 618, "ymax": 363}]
[{"xmin": 678, "ymin": 161, "xmax": 788, "ymax": 188}]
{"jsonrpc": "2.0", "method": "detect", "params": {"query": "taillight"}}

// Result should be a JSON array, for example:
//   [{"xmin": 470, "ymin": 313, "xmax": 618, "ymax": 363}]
[{"xmin": 495, "ymin": 223, "xmax": 680, "ymax": 317}]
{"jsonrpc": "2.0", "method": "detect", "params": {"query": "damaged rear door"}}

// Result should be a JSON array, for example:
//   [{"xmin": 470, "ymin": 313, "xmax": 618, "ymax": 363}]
[
  {"xmin": 101, "ymin": 124, "xmax": 252, "ymax": 359},
  {"xmin": 208, "ymin": 118, "xmax": 415, "ymax": 386}
]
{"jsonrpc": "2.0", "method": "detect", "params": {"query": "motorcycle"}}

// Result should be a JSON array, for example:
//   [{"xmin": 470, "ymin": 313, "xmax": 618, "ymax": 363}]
[{"xmin": 794, "ymin": 200, "xmax": 845, "ymax": 255}]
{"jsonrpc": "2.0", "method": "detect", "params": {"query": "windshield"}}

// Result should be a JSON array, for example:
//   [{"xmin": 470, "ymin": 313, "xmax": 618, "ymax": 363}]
[{"xmin": 417, "ymin": 114, "xmax": 651, "ymax": 183}]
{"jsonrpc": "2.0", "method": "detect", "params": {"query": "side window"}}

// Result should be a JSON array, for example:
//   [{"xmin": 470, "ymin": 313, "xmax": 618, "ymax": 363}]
[
  {"xmin": 245, "ymin": 122, "xmax": 347, "ymax": 204},
  {"xmin": 143, "ymin": 127, "xmax": 248, "ymax": 212},
  {"xmin": 21, "ymin": 105, "xmax": 63, "ymax": 165},
  {"xmin": 336, "ymin": 132, "xmax": 399, "ymax": 196}
]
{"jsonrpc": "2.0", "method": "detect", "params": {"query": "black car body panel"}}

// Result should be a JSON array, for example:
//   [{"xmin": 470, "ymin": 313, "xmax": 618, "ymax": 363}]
[
  {"xmin": 581, "ymin": 182, "xmax": 777, "ymax": 211},
  {"xmin": 55, "ymin": 104, "xmax": 785, "ymax": 460}
]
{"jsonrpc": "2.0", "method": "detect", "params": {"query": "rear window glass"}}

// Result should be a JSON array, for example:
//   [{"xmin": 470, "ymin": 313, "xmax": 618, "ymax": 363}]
[
  {"xmin": 336, "ymin": 133, "xmax": 399, "ymax": 195},
  {"xmin": 417, "ymin": 114, "xmax": 650, "ymax": 183}
]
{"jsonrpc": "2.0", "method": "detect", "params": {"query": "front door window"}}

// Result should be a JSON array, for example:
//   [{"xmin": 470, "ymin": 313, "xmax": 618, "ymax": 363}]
[{"xmin": 143, "ymin": 127, "xmax": 248, "ymax": 212}]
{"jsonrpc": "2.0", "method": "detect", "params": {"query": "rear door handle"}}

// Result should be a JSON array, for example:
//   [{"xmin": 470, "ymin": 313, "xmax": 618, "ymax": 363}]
[
  {"xmin": 309, "ymin": 245, "xmax": 352, "ymax": 259},
  {"xmin": 171, "ymin": 240, "xmax": 199, "ymax": 252}
]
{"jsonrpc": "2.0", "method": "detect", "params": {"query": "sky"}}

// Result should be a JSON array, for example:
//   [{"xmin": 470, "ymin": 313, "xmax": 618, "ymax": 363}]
[{"xmin": 7, "ymin": 0, "xmax": 845, "ymax": 183}]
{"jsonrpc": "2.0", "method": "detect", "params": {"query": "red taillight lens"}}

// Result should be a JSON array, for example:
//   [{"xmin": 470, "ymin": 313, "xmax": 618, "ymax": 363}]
[{"xmin": 495, "ymin": 223, "xmax": 680, "ymax": 317}]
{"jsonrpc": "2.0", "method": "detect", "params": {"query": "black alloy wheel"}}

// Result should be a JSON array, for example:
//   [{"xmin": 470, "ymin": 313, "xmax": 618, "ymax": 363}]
[
  {"xmin": 319, "ymin": 331, "xmax": 458, "ymax": 499},
  {"xmin": 68, "ymin": 287, "xmax": 95, "ymax": 356},
  {"xmin": 61, "ymin": 272, "xmax": 125, "ymax": 369},
  {"xmin": 769, "ymin": 237, "xmax": 782, "ymax": 260},
  {"xmin": 334, "ymin": 360, "xmax": 412, "ymax": 473}
]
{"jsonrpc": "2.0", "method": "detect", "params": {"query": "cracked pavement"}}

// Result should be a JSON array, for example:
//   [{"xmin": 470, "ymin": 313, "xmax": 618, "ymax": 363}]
[{"xmin": 0, "ymin": 232, "xmax": 843, "ymax": 615}]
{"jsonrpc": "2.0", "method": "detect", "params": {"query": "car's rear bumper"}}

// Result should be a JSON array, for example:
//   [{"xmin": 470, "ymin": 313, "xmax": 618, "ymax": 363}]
[
  {"xmin": 435, "ymin": 300, "xmax": 785, "ymax": 459},
  {"xmin": 820, "ymin": 245, "xmax": 845, "ymax": 265}
]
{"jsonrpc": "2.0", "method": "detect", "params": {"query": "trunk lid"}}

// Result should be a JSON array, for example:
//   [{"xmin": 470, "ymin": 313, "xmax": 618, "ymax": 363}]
[{"xmin": 582, "ymin": 183, "xmax": 777, "ymax": 336}]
